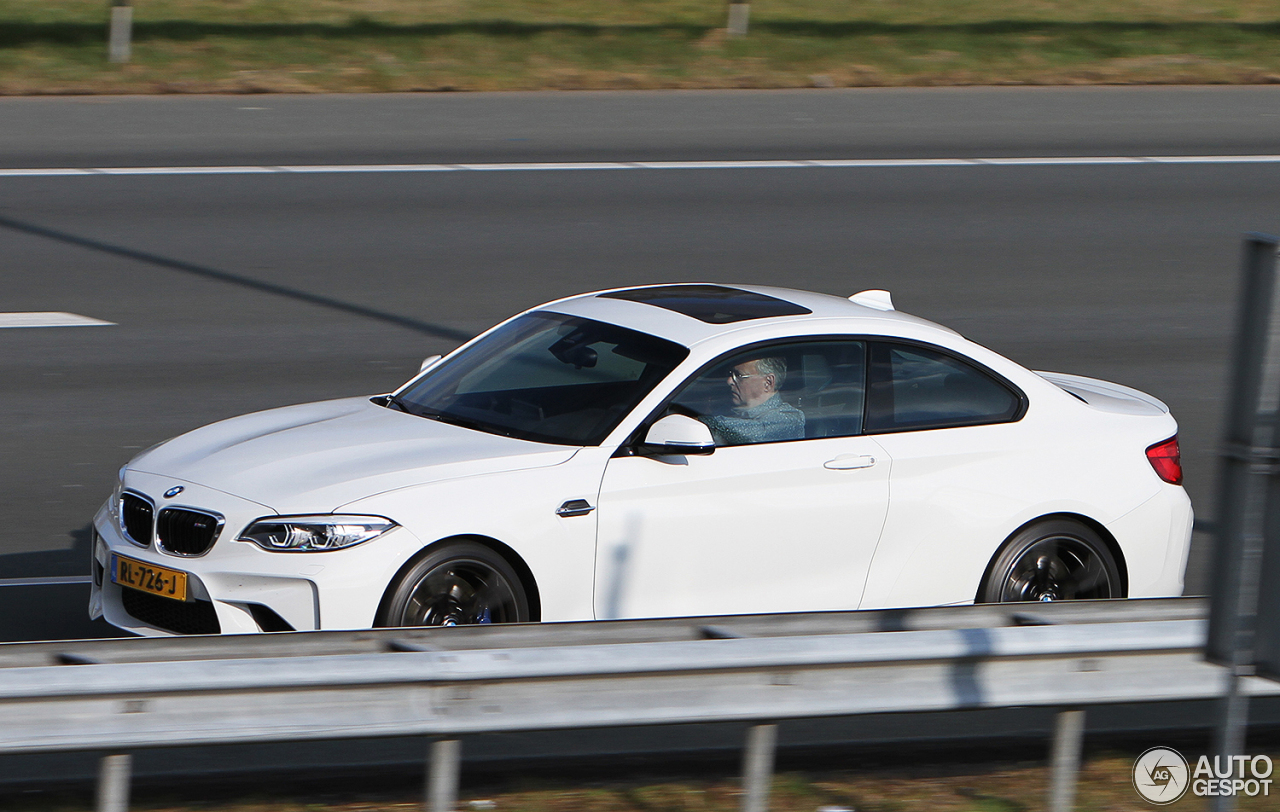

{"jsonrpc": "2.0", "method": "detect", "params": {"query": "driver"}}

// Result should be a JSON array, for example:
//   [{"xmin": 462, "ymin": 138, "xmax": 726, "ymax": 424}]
[{"xmin": 700, "ymin": 356, "xmax": 804, "ymax": 445}]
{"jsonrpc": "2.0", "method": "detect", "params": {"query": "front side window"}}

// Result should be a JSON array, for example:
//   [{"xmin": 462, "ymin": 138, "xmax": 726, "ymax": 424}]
[
  {"xmin": 666, "ymin": 340, "xmax": 867, "ymax": 446},
  {"xmin": 394, "ymin": 312, "xmax": 688, "ymax": 446},
  {"xmin": 865, "ymin": 342, "xmax": 1022, "ymax": 433}
]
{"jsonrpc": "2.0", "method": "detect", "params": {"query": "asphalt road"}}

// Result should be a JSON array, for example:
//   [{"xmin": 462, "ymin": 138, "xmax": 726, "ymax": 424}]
[
  {"xmin": 4, "ymin": 86, "xmax": 1280, "ymax": 167},
  {"xmin": 2, "ymin": 87, "xmax": 1279, "ymax": 642}
]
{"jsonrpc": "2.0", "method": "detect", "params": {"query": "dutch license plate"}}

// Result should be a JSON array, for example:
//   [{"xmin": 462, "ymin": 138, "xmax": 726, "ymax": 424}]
[{"xmin": 111, "ymin": 554, "xmax": 188, "ymax": 602}]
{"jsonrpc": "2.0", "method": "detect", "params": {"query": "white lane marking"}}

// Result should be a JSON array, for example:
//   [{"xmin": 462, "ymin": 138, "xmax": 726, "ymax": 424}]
[
  {"xmin": 977, "ymin": 156, "xmax": 1147, "ymax": 165},
  {"xmin": 1146, "ymin": 154, "xmax": 1280, "ymax": 164},
  {"xmin": 1, "ymin": 168, "xmax": 90, "ymax": 176},
  {"xmin": 2, "ymin": 155, "xmax": 1280, "ymax": 177},
  {"xmin": 284, "ymin": 163, "xmax": 457, "ymax": 173},
  {"xmin": 806, "ymin": 158, "xmax": 973, "ymax": 167},
  {"xmin": 459, "ymin": 161, "xmax": 635, "ymax": 171},
  {"xmin": 0, "ymin": 312, "xmax": 116, "ymax": 328},
  {"xmin": 0, "ymin": 575, "xmax": 92, "ymax": 587},
  {"xmin": 631, "ymin": 160, "xmax": 810, "ymax": 169},
  {"xmin": 96, "ymin": 165, "xmax": 280, "ymax": 175}
]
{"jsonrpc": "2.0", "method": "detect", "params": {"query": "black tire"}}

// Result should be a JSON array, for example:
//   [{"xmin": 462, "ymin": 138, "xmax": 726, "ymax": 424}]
[
  {"xmin": 978, "ymin": 519, "xmax": 1122, "ymax": 603},
  {"xmin": 378, "ymin": 540, "xmax": 530, "ymax": 627}
]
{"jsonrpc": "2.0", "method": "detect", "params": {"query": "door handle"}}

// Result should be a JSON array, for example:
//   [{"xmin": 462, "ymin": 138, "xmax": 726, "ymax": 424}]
[{"xmin": 824, "ymin": 455, "xmax": 876, "ymax": 470}]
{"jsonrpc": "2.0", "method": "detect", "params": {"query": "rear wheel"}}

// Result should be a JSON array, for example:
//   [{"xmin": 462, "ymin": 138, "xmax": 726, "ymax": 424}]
[
  {"xmin": 379, "ymin": 541, "xmax": 530, "ymax": 627},
  {"xmin": 979, "ymin": 519, "xmax": 1122, "ymax": 603}
]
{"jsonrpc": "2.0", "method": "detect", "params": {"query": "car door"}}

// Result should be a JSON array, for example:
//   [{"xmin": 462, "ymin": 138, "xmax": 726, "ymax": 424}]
[
  {"xmin": 857, "ymin": 340, "xmax": 1031, "ymax": 609},
  {"xmin": 593, "ymin": 339, "xmax": 892, "ymax": 619}
]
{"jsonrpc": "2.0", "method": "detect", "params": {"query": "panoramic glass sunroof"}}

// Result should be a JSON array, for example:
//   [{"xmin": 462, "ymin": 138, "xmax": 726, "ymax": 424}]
[{"xmin": 600, "ymin": 285, "xmax": 811, "ymax": 324}]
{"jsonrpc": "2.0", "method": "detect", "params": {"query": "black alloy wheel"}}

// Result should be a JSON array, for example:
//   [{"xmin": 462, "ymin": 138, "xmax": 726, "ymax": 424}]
[
  {"xmin": 379, "ymin": 541, "xmax": 530, "ymax": 627},
  {"xmin": 979, "ymin": 519, "xmax": 1122, "ymax": 603}
]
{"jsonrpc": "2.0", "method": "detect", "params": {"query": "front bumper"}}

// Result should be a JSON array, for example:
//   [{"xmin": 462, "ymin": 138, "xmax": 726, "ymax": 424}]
[{"xmin": 90, "ymin": 471, "xmax": 420, "ymax": 636}]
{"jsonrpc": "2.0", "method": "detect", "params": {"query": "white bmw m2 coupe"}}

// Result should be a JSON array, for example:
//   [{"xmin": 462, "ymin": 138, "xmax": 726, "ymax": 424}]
[{"xmin": 90, "ymin": 284, "xmax": 1192, "ymax": 635}]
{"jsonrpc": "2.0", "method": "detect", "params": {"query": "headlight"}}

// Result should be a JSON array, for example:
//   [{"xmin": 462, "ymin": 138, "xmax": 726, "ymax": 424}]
[{"xmin": 237, "ymin": 515, "xmax": 397, "ymax": 552}]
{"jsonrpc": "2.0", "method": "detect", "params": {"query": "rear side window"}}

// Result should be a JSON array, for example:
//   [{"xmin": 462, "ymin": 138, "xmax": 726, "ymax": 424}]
[{"xmin": 866, "ymin": 342, "xmax": 1023, "ymax": 433}]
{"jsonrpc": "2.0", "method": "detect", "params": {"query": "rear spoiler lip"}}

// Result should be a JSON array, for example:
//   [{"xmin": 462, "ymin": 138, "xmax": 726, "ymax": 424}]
[{"xmin": 1034, "ymin": 371, "xmax": 1170, "ymax": 415}]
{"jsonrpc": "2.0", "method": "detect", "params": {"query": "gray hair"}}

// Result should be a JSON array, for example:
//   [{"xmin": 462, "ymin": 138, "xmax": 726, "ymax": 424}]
[{"xmin": 753, "ymin": 356, "xmax": 787, "ymax": 389}]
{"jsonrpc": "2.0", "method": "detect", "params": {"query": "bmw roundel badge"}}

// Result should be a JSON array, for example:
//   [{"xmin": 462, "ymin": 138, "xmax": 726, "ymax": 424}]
[{"xmin": 164, "ymin": 486, "xmax": 185, "ymax": 498}]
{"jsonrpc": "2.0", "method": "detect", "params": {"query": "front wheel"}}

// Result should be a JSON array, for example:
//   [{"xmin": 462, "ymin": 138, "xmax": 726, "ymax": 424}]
[
  {"xmin": 378, "ymin": 541, "xmax": 530, "ymax": 627},
  {"xmin": 978, "ymin": 519, "xmax": 1122, "ymax": 603}
]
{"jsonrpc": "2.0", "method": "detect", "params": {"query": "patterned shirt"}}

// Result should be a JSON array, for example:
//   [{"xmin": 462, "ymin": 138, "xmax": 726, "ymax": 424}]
[{"xmin": 700, "ymin": 395, "xmax": 805, "ymax": 446}]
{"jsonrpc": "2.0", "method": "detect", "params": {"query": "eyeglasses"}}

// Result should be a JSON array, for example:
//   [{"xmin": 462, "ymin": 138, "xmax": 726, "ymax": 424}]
[{"xmin": 728, "ymin": 369, "xmax": 763, "ymax": 382}]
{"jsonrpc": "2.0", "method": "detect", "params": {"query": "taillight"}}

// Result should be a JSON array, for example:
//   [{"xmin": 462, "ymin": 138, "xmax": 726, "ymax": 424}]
[{"xmin": 1146, "ymin": 436, "xmax": 1183, "ymax": 485}]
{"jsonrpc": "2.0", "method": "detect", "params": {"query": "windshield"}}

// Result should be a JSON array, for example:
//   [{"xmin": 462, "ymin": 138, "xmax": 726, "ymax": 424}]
[{"xmin": 393, "ymin": 312, "xmax": 689, "ymax": 446}]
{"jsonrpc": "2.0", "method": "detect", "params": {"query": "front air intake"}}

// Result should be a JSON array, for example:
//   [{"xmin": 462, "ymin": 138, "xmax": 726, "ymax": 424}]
[
  {"xmin": 156, "ymin": 508, "xmax": 223, "ymax": 556},
  {"xmin": 121, "ymin": 588, "xmax": 220, "ymax": 634},
  {"xmin": 120, "ymin": 492, "xmax": 154, "ymax": 546}
]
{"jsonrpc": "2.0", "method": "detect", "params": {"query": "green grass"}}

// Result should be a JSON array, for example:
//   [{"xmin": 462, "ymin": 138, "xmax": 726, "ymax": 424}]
[
  {"xmin": 1, "ymin": 1, "xmax": 1279, "ymax": 93},
  {"xmin": 6, "ymin": 753, "xmax": 1280, "ymax": 811}
]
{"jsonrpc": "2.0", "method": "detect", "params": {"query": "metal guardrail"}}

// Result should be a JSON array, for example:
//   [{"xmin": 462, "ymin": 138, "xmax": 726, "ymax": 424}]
[
  {"xmin": 0, "ymin": 598, "xmax": 1262, "ymax": 812},
  {"xmin": 0, "ymin": 596, "xmax": 1209, "ymax": 667},
  {"xmin": 1, "ymin": 618, "xmax": 1247, "ymax": 751}
]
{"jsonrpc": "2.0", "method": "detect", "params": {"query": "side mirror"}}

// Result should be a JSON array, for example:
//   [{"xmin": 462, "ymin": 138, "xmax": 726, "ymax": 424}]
[
  {"xmin": 641, "ymin": 414, "xmax": 715, "ymax": 456},
  {"xmin": 419, "ymin": 354, "xmax": 443, "ymax": 373}
]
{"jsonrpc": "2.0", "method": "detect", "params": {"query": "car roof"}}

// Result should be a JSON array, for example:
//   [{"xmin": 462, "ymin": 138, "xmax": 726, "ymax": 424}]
[
  {"xmin": 597, "ymin": 284, "xmax": 813, "ymax": 323},
  {"xmin": 539, "ymin": 283, "xmax": 958, "ymax": 347}
]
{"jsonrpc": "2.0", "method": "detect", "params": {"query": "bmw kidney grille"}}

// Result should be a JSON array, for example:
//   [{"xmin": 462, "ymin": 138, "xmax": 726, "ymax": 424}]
[
  {"xmin": 156, "ymin": 508, "xmax": 223, "ymax": 556},
  {"xmin": 120, "ymin": 492, "xmax": 154, "ymax": 546}
]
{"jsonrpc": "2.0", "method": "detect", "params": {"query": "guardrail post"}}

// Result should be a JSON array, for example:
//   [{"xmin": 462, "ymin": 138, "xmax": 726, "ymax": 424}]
[
  {"xmin": 727, "ymin": 3, "xmax": 749, "ymax": 36},
  {"xmin": 96, "ymin": 754, "xmax": 131, "ymax": 812},
  {"xmin": 1047, "ymin": 710, "xmax": 1085, "ymax": 812},
  {"xmin": 108, "ymin": 0, "xmax": 132, "ymax": 63},
  {"xmin": 1206, "ymin": 234, "xmax": 1280, "ymax": 812},
  {"xmin": 427, "ymin": 739, "xmax": 461, "ymax": 812},
  {"xmin": 741, "ymin": 723, "xmax": 777, "ymax": 812}
]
